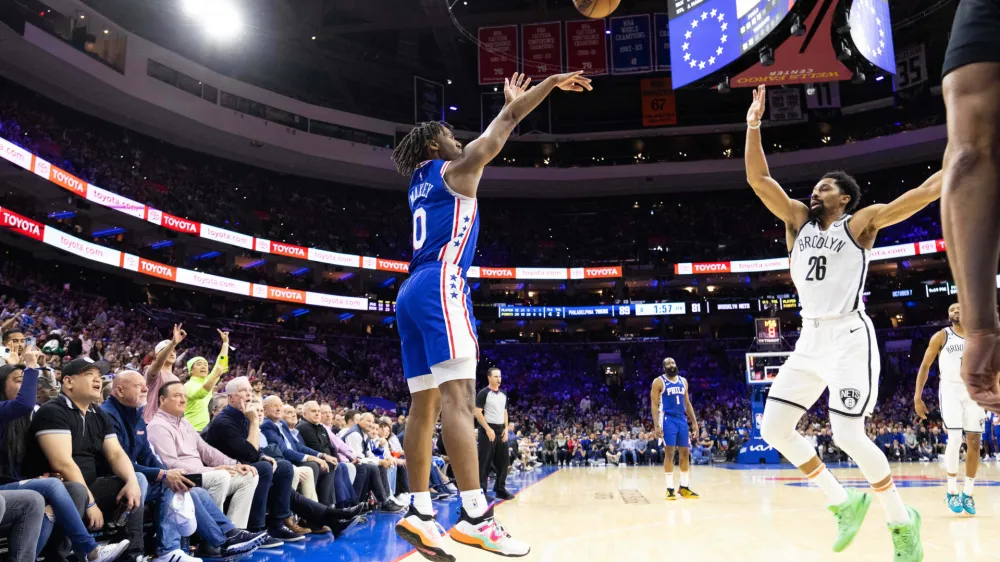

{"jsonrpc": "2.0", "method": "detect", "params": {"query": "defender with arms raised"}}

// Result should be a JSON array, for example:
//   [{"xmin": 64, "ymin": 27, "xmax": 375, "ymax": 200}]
[{"xmin": 746, "ymin": 84, "xmax": 941, "ymax": 562}]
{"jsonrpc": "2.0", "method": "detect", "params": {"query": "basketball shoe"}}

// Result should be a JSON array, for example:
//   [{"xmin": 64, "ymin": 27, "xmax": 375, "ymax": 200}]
[
  {"xmin": 678, "ymin": 486, "xmax": 700, "ymax": 499},
  {"xmin": 888, "ymin": 507, "xmax": 923, "ymax": 561},
  {"xmin": 961, "ymin": 493, "xmax": 976, "ymax": 515},
  {"xmin": 828, "ymin": 488, "xmax": 871, "ymax": 552},
  {"xmin": 946, "ymin": 493, "xmax": 963, "ymax": 513},
  {"xmin": 449, "ymin": 506, "xmax": 530, "ymax": 557},
  {"xmin": 665, "ymin": 488, "xmax": 677, "ymax": 501},
  {"xmin": 395, "ymin": 506, "xmax": 453, "ymax": 562}
]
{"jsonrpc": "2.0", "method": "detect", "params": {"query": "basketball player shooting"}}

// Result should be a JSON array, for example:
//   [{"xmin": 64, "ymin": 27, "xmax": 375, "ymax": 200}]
[
  {"xmin": 650, "ymin": 358, "xmax": 700, "ymax": 501},
  {"xmin": 746, "ymin": 84, "xmax": 942, "ymax": 561},
  {"xmin": 390, "ymin": 70, "xmax": 592, "ymax": 562},
  {"xmin": 913, "ymin": 303, "xmax": 984, "ymax": 516}
]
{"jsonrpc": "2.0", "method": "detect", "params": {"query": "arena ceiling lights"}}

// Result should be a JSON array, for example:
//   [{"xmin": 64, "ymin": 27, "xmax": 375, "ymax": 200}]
[{"xmin": 180, "ymin": 0, "xmax": 243, "ymax": 40}]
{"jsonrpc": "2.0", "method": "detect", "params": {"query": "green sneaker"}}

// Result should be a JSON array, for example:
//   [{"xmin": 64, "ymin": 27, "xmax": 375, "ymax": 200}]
[
  {"xmin": 888, "ymin": 507, "xmax": 923, "ymax": 561},
  {"xmin": 828, "ymin": 488, "xmax": 872, "ymax": 552}
]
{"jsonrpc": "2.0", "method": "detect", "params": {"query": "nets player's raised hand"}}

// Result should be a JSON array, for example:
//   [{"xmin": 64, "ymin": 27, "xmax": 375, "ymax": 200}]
[
  {"xmin": 747, "ymin": 84, "xmax": 766, "ymax": 125},
  {"xmin": 551, "ymin": 70, "xmax": 593, "ymax": 92}
]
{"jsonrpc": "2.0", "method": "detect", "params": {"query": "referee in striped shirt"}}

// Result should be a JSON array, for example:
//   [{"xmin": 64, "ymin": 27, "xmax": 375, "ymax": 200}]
[{"xmin": 476, "ymin": 367, "xmax": 514, "ymax": 501}]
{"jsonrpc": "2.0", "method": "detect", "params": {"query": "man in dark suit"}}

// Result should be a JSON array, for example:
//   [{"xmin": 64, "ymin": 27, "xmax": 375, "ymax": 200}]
[{"xmin": 261, "ymin": 396, "xmax": 360, "ymax": 520}]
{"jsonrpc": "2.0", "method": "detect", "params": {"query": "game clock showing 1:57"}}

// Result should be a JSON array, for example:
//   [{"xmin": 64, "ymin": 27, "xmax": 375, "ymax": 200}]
[{"xmin": 756, "ymin": 317, "xmax": 781, "ymax": 344}]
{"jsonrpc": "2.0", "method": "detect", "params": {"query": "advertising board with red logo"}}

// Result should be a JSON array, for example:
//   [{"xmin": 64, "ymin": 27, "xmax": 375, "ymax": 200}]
[
  {"xmin": 0, "ymin": 133, "xmax": 948, "ymax": 281},
  {"xmin": 0, "ymin": 207, "xmax": 45, "ymax": 241}
]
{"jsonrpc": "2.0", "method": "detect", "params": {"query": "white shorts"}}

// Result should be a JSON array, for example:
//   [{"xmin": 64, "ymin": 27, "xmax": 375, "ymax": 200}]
[
  {"xmin": 768, "ymin": 312, "xmax": 880, "ymax": 418},
  {"xmin": 940, "ymin": 380, "xmax": 987, "ymax": 433}
]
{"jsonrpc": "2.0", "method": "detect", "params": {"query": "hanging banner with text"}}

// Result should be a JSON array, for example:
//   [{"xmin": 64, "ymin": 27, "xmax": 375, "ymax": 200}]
[
  {"xmin": 653, "ymin": 13, "xmax": 671, "ymax": 72},
  {"xmin": 894, "ymin": 44, "xmax": 927, "ymax": 92},
  {"xmin": 610, "ymin": 14, "xmax": 652, "ymax": 75},
  {"xmin": 767, "ymin": 87, "xmax": 803, "ymax": 121},
  {"xmin": 641, "ymin": 78, "xmax": 677, "ymax": 127},
  {"xmin": 478, "ymin": 25, "xmax": 519, "ymax": 85},
  {"xmin": 732, "ymin": 0, "xmax": 852, "ymax": 87},
  {"xmin": 413, "ymin": 76, "xmax": 444, "ymax": 124},
  {"xmin": 521, "ymin": 22, "xmax": 563, "ymax": 79},
  {"xmin": 565, "ymin": 20, "xmax": 609, "ymax": 76}
]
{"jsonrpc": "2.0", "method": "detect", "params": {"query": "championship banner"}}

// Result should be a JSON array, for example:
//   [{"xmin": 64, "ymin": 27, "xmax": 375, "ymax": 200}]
[
  {"xmin": 653, "ymin": 13, "xmax": 671, "ymax": 72},
  {"xmin": 610, "ymin": 15, "xmax": 652, "ymax": 75},
  {"xmin": 520, "ymin": 22, "xmax": 563, "ymax": 79},
  {"xmin": 478, "ymin": 25, "xmax": 519, "ymax": 85},
  {"xmin": 640, "ymin": 78, "xmax": 677, "ymax": 127},
  {"xmin": 732, "ymin": 0, "xmax": 853, "ymax": 87},
  {"xmin": 565, "ymin": 20, "xmax": 608, "ymax": 76},
  {"xmin": 413, "ymin": 76, "xmax": 445, "ymax": 124}
]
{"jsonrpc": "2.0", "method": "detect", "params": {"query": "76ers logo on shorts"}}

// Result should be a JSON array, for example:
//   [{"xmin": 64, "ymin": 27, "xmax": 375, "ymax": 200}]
[{"xmin": 840, "ymin": 388, "xmax": 861, "ymax": 410}]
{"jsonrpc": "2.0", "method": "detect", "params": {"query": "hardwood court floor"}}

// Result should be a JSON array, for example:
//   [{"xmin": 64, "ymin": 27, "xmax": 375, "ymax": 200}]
[{"xmin": 398, "ymin": 461, "xmax": 1000, "ymax": 562}]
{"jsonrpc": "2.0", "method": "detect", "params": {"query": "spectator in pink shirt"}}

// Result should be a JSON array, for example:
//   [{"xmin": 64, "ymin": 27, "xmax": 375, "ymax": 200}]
[{"xmin": 147, "ymin": 381, "xmax": 260, "ymax": 530}]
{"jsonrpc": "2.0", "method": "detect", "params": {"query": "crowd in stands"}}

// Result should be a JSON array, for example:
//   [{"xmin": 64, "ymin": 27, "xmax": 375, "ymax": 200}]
[{"xmin": 0, "ymin": 80, "xmax": 947, "ymax": 271}]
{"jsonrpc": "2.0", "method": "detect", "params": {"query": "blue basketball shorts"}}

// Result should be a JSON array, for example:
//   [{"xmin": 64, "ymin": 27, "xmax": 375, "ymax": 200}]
[
  {"xmin": 662, "ymin": 416, "xmax": 690, "ymax": 448},
  {"xmin": 397, "ymin": 262, "xmax": 479, "ymax": 393}
]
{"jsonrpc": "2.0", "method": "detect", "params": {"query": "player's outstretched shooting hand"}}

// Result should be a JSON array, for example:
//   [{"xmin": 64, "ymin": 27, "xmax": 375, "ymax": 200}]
[
  {"xmin": 552, "ymin": 71, "xmax": 593, "ymax": 92},
  {"xmin": 504, "ymin": 73, "xmax": 531, "ymax": 104},
  {"xmin": 747, "ymin": 84, "xmax": 766, "ymax": 124}
]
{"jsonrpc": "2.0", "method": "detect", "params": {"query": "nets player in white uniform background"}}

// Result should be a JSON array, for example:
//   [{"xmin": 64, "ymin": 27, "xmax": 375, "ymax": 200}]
[
  {"xmin": 745, "ymin": 85, "xmax": 942, "ymax": 562},
  {"xmin": 914, "ymin": 303, "xmax": 983, "ymax": 515}
]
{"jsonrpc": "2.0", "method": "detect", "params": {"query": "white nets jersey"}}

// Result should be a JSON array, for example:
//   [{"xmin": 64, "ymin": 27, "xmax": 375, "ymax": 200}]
[
  {"xmin": 938, "ymin": 327, "xmax": 965, "ymax": 384},
  {"xmin": 790, "ymin": 215, "xmax": 869, "ymax": 320}
]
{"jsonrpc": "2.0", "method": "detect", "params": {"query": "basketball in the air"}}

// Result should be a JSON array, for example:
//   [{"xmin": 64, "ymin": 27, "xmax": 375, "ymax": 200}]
[{"xmin": 572, "ymin": 0, "xmax": 621, "ymax": 19}]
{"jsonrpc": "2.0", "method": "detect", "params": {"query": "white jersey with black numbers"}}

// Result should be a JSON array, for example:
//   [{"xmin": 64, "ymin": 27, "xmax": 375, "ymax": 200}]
[
  {"xmin": 938, "ymin": 327, "xmax": 965, "ymax": 384},
  {"xmin": 790, "ymin": 215, "xmax": 869, "ymax": 320}
]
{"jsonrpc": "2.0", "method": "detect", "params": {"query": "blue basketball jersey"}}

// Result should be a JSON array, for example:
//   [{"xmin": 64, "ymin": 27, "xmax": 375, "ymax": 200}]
[
  {"xmin": 408, "ymin": 160, "xmax": 480, "ymax": 276},
  {"xmin": 660, "ymin": 375, "xmax": 687, "ymax": 418}
]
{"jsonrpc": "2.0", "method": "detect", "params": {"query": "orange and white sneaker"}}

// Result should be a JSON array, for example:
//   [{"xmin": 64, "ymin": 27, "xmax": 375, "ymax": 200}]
[
  {"xmin": 395, "ymin": 506, "xmax": 454, "ymax": 562},
  {"xmin": 449, "ymin": 506, "xmax": 530, "ymax": 557}
]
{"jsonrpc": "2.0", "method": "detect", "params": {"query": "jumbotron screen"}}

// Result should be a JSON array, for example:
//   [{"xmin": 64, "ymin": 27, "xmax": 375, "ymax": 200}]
[{"xmin": 669, "ymin": 0, "xmax": 797, "ymax": 88}]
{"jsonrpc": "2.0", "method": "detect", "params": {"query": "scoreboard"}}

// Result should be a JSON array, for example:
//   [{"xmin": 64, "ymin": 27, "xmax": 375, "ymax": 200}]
[
  {"xmin": 755, "ymin": 317, "xmax": 781, "ymax": 344},
  {"xmin": 668, "ymin": 0, "xmax": 798, "ymax": 88}
]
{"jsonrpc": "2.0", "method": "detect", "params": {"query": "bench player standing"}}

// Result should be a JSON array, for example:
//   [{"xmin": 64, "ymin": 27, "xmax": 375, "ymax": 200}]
[
  {"xmin": 650, "ymin": 358, "xmax": 700, "ymax": 500},
  {"xmin": 914, "ymin": 303, "xmax": 984, "ymax": 515},
  {"xmin": 390, "ymin": 71, "xmax": 592, "ymax": 561},
  {"xmin": 746, "ymin": 84, "xmax": 942, "ymax": 561}
]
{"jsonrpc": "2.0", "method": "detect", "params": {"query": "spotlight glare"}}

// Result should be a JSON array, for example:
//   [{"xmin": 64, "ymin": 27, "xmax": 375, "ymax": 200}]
[{"xmin": 184, "ymin": 0, "xmax": 243, "ymax": 39}]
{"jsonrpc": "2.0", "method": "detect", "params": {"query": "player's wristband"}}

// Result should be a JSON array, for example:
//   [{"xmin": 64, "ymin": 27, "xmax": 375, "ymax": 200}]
[
  {"xmin": 747, "ymin": 121, "xmax": 761, "ymax": 130},
  {"xmin": 86, "ymin": 501, "xmax": 96, "ymax": 509}
]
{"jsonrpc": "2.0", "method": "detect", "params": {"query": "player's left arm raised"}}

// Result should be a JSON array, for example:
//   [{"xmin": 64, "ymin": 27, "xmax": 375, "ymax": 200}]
[
  {"xmin": 683, "ymin": 380, "xmax": 698, "ymax": 438},
  {"xmin": 851, "ymin": 170, "xmax": 943, "ymax": 242}
]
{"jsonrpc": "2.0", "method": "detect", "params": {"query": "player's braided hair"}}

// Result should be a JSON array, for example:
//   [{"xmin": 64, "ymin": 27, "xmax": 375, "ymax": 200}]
[{"xmin": 391, "ymin": 121, "xmax": 452, "ymax": 176}]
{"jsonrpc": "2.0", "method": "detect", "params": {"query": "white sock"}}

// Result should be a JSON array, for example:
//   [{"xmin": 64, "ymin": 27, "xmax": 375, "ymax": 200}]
[
  {"xmin": 460, "ymin": 489, "xmax": 488, "ymax": 519},
  {"xmin": 807, "ymin": 464, "xmax": 849, "ymax": 505},
  {"xmin": 874, "ymin": 481, "xmax": 910, "ymax": 525},
  {"xmin": 947, "ymin": 475, "xmax": 959, "ymax": 495},
  {"xmin": 679, "ymin": 471, "xmax": 690, "ymax": 488},
  {"xmin": 411, "ymin": 491, "xmax": 433, "ymax": 516},
  {"xmin": 964, "ymin": 477, "xmax": 976, "ymax": 496},
  {"xmin": 665, "ymin": 473, "xmax": 674, "ymax": 490}
]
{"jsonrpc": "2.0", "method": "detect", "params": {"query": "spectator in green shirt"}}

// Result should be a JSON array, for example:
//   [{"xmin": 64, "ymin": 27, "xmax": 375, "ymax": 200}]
[{"xmin": 183, "ymin": 329, "xmax": 229, "ymax": 431}]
